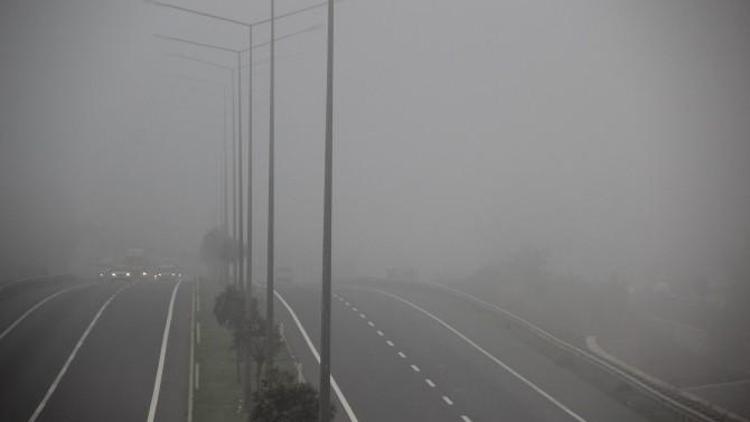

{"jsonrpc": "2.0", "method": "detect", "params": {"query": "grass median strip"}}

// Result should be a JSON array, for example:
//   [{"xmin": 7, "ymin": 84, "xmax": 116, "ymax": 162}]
[{"xmin": 193, "ymin": 279, "xmax": 244, "ymax": 422}]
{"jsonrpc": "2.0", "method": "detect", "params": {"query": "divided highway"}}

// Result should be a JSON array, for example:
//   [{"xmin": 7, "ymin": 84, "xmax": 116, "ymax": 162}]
[
  {"xmin": 0, "ymin": 277, "xmax": 192, "ymax": 422},
  {"xmin": 275, "ymin": 280, "xmax": 650, "ymax": 422},
  {"xmin": 1, "ymin": 275, "xmax": 660, "ymax": 422}
]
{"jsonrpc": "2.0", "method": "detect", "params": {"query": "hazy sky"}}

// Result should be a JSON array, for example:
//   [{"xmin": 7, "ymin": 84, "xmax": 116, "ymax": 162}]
[{"xmin": 1, "ymin": 0, "xmax": 748, "ymax": 284}]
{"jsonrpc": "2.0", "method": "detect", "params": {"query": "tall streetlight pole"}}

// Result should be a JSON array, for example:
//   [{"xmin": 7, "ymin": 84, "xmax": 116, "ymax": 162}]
[
  {"xmin": 236, "ymin": 51, "xmax": 245, "ymax": 295},
  {"xmin": 266, "ymin": 0, "xmax": 277, "ymax": 359},
  {"xmin": 246, "ymin": 25, "xmax": 254, "ymax": 308},
  {"xmin": 319, "ymin": 0, "xmax": 335, "ymax": 420},
  {"xmin": 229, "ymin": 68, "xmax": 238, "ymax": 286}
]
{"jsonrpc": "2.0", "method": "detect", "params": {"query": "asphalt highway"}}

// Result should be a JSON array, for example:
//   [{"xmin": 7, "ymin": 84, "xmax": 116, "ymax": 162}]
[
  {"xmin": 1, "ymin": 274, "xmax": 656, "ymax": 422},
  {"xmin": 0, "ymin": 277, "xmax": 192, "ymax": 422},
  {"xmin": 275, "ymin": 280, "xmax": 650, "ymax": 422}
]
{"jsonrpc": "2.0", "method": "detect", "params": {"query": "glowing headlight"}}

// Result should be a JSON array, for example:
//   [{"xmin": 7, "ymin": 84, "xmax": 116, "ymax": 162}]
[
  {"xmin": 142, "ymin": 271, "xmax": 148, "ymax": 276},
  {"xmin": 171, "ymin": 273, "xmax": 176, "ymax": 276},
  {"xmin": 125, "ymin": 272, "xmax": 131, "ymax": 277},
  {"xmin": 111, "ymin": 272, "xmax": 116, "ymax": 277}
]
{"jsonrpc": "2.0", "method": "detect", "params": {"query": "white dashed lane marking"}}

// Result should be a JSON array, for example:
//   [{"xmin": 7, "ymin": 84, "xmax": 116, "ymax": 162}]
[{"xmin": 338, "ymin": 292, "xmax": 473, "ymax": 422}]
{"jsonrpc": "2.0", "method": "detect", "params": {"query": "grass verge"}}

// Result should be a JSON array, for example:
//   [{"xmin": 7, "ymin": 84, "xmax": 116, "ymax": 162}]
[{"xmin": 193, "ymin": 278, "xmax": 245, "ymax": 422}]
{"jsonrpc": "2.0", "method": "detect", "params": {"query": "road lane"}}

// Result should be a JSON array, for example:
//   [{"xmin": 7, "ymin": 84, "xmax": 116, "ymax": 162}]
[
  {"xmin": 0, "ymin": 280, "xmax": 123, "ymax": 422},
  {"xmin": 275, "ymin": 284, "xmax": 465, "ymax": 422},
  {"xmin": 153, "ymin": 279, "xmax": 193, "ymax": 422},
  {"xmin": 0, "ymin": 276, "xmax": 83, "ymax": 335},
  {"xmin": 342, "ymin": 281, "xmax": 649, "ymax": 421},
  {"xmin": 36, "ymin": 279, "xmax": 191, "ymax": 422}
]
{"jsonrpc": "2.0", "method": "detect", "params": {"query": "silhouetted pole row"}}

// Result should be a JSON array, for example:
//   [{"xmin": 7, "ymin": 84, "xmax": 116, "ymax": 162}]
[
  {"xmin": 154, "ymin": 3, "xmax": 339, "ymax": 419},
  {"xmin": 152, "ymin": 2, "xmax": 328, "ymax": 323}
]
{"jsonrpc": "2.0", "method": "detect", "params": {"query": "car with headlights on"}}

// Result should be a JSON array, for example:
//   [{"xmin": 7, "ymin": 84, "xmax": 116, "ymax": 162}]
[
  {"xmin": 108, "ymin": 265, "xmax": 134, "ymax": 281},
  {"xmin": 154, "ymin": 265, "xmax": 182, "ymax": 282}
]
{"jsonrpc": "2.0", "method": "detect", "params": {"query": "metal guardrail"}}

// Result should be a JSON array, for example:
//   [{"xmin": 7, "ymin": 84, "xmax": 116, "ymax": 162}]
[{"xmin": 424, "ymin": 282, "xmax": 744, "ymax": 422}]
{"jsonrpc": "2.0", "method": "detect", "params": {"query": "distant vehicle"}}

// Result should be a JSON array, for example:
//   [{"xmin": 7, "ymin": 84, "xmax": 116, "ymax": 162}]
[
  {"xmin": 96, "ymin": 269, "xmax": 107, "ymax": 280},
  {"xmin": 108, "ymin": 265, "xmax": 134, "ymax": 281},
  {"xmin": 154, "ymin": 265, "xmax": 182, "ymax": 282},
  {"xmin": 124, "ymin": 248, "xmax": 152, "ymax": 280}
]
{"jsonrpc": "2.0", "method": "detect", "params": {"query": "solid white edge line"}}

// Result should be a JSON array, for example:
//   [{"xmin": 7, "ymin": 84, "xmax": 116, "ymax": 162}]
[
  {"xmin": 146, "ymin": 279, "xmax": 183, "ymax": 422},
  {"xmin": 274, "ymin": 290, "xmax": 360, "ymax": 422},
  {"xmin": 369, "ymin": 288, "xmax": 587, "ymax": 422},
  {"xmin": 28, "ymin": 283, "xmax": 130, "ymax": 422},
  {"xmin": 433, "ymin": 283, "xmax": 729, "ymax": 422},
  {"xmin": 0, "ymin": 283, "xmax": 90, "ymax": 342},
  {"xmin": 196, "ymin": 322, "xmax": 201, "ymax": 345},
  {"xmin": 187, "ymin": 281, "xmax": 196, "ymax": 422}
]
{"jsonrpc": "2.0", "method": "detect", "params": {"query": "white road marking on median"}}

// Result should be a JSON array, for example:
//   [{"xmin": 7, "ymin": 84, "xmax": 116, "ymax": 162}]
[
  {"xmin": 442, "ymin": 395, "xmax": 454, "ymax": 405},
  {"xmin": 370, "ymin": 288, "xmax": 587, "ymax": 422},
  {"xmin": 195, "ymin": 286, "xmax": 200, "ymax": 313},
  {"xmin": 146, "ymin": 279, "xmax": 183, "ymax": 422},
  {"xmin": 410, "ymin": 364, "xmax": 421, "ymax": 372},
  {"xmin": 28, "ymin": 283, "xmax": 130, "ymax": 422},
  {"xmin": 274, "ymin": 290, "xmax": 360, "ymax": 422},
  {"xmin": 386, "ymin": 340, "xmax": 394, "ymax": 347},
  {"xmin": 195, "ymin": 362, "xmax": 200, "ymax": 390},
  {"xmin": 425, "ymin": 378, "xmax": 436, "ymax": 388},
  {"xmin": 344, "ymin": 302, "xmax": 350, "ymax": 307},
  {"xmin": 376, "ymin": 330, "xmax": 384, "ymax": 336},
  {"xmin": 359, "ymin": 313, "xmax": 366, "ymax": 319},
  {"xmin": 1, "ymin": 283, "xmax": 90, "ymax": 342},
  {"xmin": 397, "ymin": 351, "xmax": 406, "ymax": 359},
  {"xmin": 351, "ymin": 307, "xmax": 358, "ymax": 312},
  {"xmin": 187, "ymin": 282, "xmax": 196, "ymax": 422},
  {"xmin": 367, "ymin": 321, "xmax": 375, "ymax": 327},
  {"xmin": 460, "ymin": 415, "xmax": 472, "ymax": 422},
  {"xmin": 196, "ymin": 322, "xmax": 201, "ymax": 345}
]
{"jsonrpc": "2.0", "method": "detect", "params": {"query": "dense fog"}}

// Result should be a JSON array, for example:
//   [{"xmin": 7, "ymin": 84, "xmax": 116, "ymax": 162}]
[
  {"xmin": 2, "ymin": 1, "xmax": 750, "ymax": 420},
  {"xmin": 2, "ymin": 0, "xmax": 748, "ymax": 287}
]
